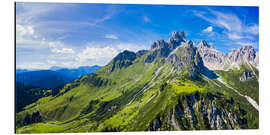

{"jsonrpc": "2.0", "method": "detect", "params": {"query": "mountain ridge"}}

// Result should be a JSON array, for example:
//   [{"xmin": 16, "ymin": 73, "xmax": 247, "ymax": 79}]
[{"xmin": 197, "ymin": 40, "xmax": 258, "ymax": 71}]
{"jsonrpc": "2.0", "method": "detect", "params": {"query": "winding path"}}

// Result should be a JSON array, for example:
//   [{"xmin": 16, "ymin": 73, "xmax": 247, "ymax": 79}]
[
  {"xmin": 216, "ymin": 77, "xmax": 259, "ymax": 111},
  {"xmin": 126, "ymin": 66, "xmax": 164, "ymax": 105},
  {"xmin": 126, "ymin": 66, "xmax": 176, "ymax": 106}
]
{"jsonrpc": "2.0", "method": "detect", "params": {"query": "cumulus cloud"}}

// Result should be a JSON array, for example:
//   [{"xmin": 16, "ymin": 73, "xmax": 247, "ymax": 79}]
[
  {"xmin": 77, "ymin": 46, "xmax": 119, "ymax": 65},
  {"xmin": 105, "ymin": 34, "xmax": 118, "ymax": 39},
  {"xmin": 203, "ymin": 26, "xmax": 213, "ymax": 33}
]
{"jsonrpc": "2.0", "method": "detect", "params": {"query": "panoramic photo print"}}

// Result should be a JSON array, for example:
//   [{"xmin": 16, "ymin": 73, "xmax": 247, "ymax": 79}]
[{"xmin": 15, "ymin": 2, "xmax": 259, "ymax": 133}]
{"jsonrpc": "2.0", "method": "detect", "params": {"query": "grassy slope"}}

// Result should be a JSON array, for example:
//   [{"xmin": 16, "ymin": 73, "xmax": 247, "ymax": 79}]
[
  {"xmin": 212, "ymin": 64, "xmax": 259, "ymax": 129},
  {"xmin": 16, "ymin": 54, "xmax": 160, "ymax": 133},
  {"xmin": 215, "ymin": 64, "xmax": 259, "ymax": 103},
  {"xmin": 16, "ymin": 57, "xmax": 259, "ymax": 133}
]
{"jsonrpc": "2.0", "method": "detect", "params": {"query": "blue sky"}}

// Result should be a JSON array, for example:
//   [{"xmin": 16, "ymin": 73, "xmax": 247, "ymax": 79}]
[{"xmin": 16, "ymin": 3, "xmax": 259, "ymax": 69}]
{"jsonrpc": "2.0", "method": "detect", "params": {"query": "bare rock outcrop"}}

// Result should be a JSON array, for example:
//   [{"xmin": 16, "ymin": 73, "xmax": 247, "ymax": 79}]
[{"xmin": 197, "ymin": 40, "xmax": 259, "ymax": 70}]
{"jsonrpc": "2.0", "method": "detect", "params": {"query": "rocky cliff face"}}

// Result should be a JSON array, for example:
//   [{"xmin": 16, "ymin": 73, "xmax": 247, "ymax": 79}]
[
  {"xmin": 197, "ymin": 40, "xmax": 227, "ymax": 70},
  {"xmin": 145, "ymin": 31, "xmax": 186, "ymax": 63},
  {"xmin": 227, "ymin": 46, "xmax": 258, "ymax": 68},
  {"xmin": 197, "ymin": 40, "xmax": 259, "ymax": 70},
  {"xmin": 145, "ymin": 40, "xmax": 171, "ymax": 63},
  {"xmin": 166, "ymin": 40, "xmax": 217, "ymax": 79},
  {"xmin": 148, "ymin": 92, "xmax": 248, "ymax": 131}
]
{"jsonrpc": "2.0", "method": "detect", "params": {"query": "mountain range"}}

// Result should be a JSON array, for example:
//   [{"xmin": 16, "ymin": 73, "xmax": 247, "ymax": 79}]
[
  {"xmin": 50, "ymin": 65, "xmax": 102, "ymax": 79},
  {"xmin": 197, "ymin": 40, "xmax": 258, "ymax": 70},
  {"xmin": 16, "ymin": 65, "xmax": 102, "ymax": 89},
  {"xmin": 16, "ymin": 31, "xmax": 259, "ymax": 133}
]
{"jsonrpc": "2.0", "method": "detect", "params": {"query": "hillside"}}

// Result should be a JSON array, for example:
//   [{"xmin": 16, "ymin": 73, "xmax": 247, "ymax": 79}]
[
  {"xmin": 16, "ymin": 83, "xmax": 51, "ymax": 113},
  {"xmin": 16, "ymin": 31, "xmax": 259, "ymax": 133}
]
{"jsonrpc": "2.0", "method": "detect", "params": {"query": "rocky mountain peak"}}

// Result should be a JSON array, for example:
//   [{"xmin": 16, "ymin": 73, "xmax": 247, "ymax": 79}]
[
  {"xmin": 232, "ymin": 45, "xmax": 255, "ymax": 53},
  {"xmin": 167, "ymin": 31, "xmax": 186, "ymax": 50},
  {"xmin": 228, "ymin": 45, "xmax": 256, "ymax": 63},
  {"xmin": 150, "ymin": 39, "xmax": 167, "ymax": 50},
  {"xmin": 231, "ymin": 45, "xmax": 255, "ymax": 55},
  {"xmin": 197, "ymin": 42, "xmax": 258, "ymax": 70},
  {"xmin": 172, "ymin": 31, "xmax": 185, "ymax": 41},
  {"xmin": 171, "ymin": 31, "xmax": 186, "ymax": 41},
  {"xmin": 198, "ymin": 40, "xmax": 213, "ymax": 49},
  {"xmin": 171, "ymin": 31, "xmax": 185, "ymax": 39},
  {"xmin": 145, "ymin": 31, "xmax": 188, "ymax": 63}
]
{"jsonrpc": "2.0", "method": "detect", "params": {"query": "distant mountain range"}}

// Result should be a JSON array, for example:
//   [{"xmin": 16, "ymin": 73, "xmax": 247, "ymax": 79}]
[
  {"xmin": 16, "ymin": 70, "xmax": 74, "ymax": 90},
  {"xmin": 50, "ymin": 65, "xmax": 102, "ymax": 79},
  {"xmin": 16, "ymin": 65, "xmax": 102, "ymax": 89},
  {"xmin": 16, "ymin": 31, "xmax": 259, "ymax": 133}
]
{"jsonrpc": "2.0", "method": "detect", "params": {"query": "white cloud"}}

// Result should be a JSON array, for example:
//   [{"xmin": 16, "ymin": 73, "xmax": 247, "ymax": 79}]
[
  {"xmin": 16, "ymin": 34, "xmax": 68, "ymax": 51},
  {"xmin": 105, "ymin": 34, "xmax": 118, "ymax": 39},
  {"xmin": 52, "ymin": 48, "xmax": 75, "ymax": 54},
  {"xmin": 194, "ymin": 10, "xmax": 242, "ymax": 32},
  {"xmin": 88, "ymin": 15, "xmax": 113, "ymax": 26},
  {"xmin": 47, "ymin": 41, "xmax": 65, "ymax": 48},
  {"xmin": 203, "ymin": 26, "xmax": 213, "ymax": 32},
  {"xmin": 16, "ymin": 3, "xmax": 76, "ymax": 24},
  {"xmin": 247, "ymin": 25, "xmax": 259, "ymax": 35},
  {"xmin": 143, "ymin": 16, "xmax": 151, "ymax": 23},
  {"xmin": 77, "ymin": 46, "xmax": 119, "ymax": 64},
  {"xmin": 16, "ymin": 3, "xmax": 123, "ymax": 69},
  {"xmin": 193, "ymin": 9, "xmax": 258, "ymax": 41},
  {"xmin": 16, "ymin": 24, "xmax": 35, "ymax": 36},
  {"xmin": 47, "ymin": 60, "xmax": 57, "ymax": 65},
  {"xmin": 228, "ymin": 33, "xmax": 243, "ymax": 40}
]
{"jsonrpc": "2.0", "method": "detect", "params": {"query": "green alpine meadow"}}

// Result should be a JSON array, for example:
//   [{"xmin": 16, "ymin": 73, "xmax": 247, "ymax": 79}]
[{"xmin": 15, "ymin": 3, "xmax": 259, "ymax": 133}]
